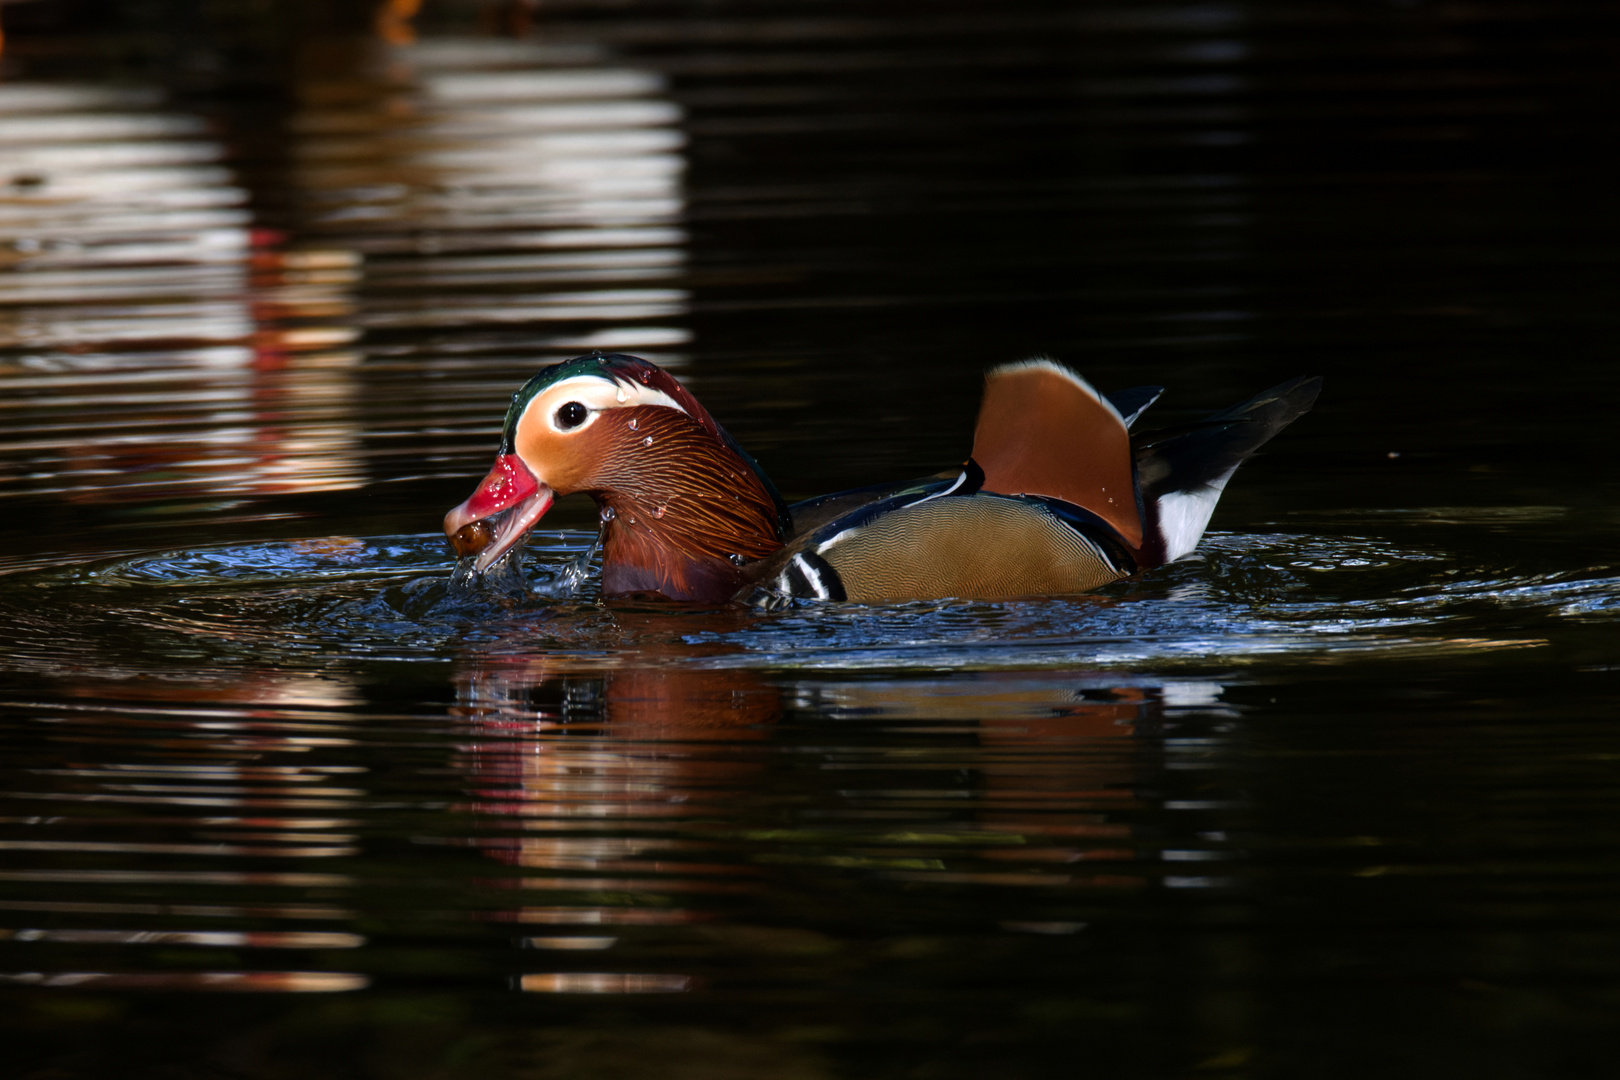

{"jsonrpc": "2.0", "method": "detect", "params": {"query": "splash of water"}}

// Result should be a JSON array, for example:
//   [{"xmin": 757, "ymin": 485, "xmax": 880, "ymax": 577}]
[
  {"xmin": 448, "ymin": 528, "xmax": 602, "ymax": 603},
  {"xmin": 536, "ymin": 530, "xmax": 603, "ymax": 598}
]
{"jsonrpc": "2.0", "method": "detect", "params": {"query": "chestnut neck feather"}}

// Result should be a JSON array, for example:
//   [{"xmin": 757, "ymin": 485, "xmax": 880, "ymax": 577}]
[{"xmin": 585, "ymin": 406, "xmax": 784, "ymax": 602}]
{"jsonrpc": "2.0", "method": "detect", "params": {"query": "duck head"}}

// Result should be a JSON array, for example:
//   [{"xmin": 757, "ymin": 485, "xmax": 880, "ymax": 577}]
[{"xmin": 444, "ymin": 353, "xmax": 790, "ymax": 602}]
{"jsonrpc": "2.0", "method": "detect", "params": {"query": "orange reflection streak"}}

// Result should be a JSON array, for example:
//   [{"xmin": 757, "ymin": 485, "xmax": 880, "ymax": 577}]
[
  {"xmin": 519, "ymin": 972, "xmax": 691, "ymax": 994},
  {"xmin": 0, "ymin": 971, "xmax": 368, "ymax": 992},
  {"xmin": 35, "ymin": 641, "xmax": 362, "ymax": 709},
  {"xmin": 374, "ymin": 0, "xmax": 423, "ymax": 47}
]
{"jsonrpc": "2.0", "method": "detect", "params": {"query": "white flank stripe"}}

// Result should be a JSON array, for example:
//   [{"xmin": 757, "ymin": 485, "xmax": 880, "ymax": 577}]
[
  {"xmin": 911, "ymin": 469, "xmax": 968, "ymax": 506},
  {"xmin": 815, "ymin": 529, "xmax": 853, "ymax": 556},
  {"xmin": 792, "ymin": 554, "xmax": 829, "ymax": 599}
]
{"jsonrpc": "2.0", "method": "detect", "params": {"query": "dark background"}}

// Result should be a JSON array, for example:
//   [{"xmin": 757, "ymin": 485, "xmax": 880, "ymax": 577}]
[
  {"xmin": 1, "ymin": 3, "xmax": 1619, "ymax": 1079},
  {"xmin": 3, "ymin": 0, "xmax": 1618, "ymax": 547}
]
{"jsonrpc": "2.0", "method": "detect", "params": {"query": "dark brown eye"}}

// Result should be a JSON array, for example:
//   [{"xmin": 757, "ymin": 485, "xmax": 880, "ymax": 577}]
[{"xmin": 555, "ymin": 401, "xmax": 588, "ymax": 430}]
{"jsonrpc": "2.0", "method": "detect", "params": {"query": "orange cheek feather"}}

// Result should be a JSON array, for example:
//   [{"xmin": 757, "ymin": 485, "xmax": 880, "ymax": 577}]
[{"xmin": 515, "ymin": 424, "xmax": 595, "ymax": 494}]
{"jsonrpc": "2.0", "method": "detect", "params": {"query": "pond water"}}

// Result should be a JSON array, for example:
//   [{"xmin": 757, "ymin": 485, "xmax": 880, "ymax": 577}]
[{"xmin": 1, "ymin": 2, "xmax": 1618, "ymax": 1077}]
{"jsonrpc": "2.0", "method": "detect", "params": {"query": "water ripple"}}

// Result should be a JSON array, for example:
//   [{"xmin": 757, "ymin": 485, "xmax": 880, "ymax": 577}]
[{"xmin": 0, "ymin": 526, "xmax": 1606, "ymax": 680}]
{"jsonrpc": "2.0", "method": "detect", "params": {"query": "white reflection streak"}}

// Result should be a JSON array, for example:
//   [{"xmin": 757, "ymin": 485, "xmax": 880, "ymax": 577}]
[
  {"xmin": 0, "ymin": 80, "xmax": 368, "ymax": 502},
  {"xmin": 426, "ymin": 69, "xmax": 667, "ymax": 102},
  {"xmin": 295, "ymin": 38, "xmax": 691, "ymax": 356},
  {"xmin": 0, "ymin": 971, "xmax": 369, "ymax": 992},
  {"xmin": 0, "ymin": 928, "xmax": 364, "ymax": 948}
]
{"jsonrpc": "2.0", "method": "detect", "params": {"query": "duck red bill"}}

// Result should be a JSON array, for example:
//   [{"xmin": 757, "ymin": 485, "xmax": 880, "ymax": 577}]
[{"xmin": 443, "ymin": 454, "xmax": 555, "ymax": 572}]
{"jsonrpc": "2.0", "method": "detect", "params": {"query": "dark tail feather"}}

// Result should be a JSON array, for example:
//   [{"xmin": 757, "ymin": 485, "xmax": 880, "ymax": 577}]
[
  {"xmin": 1133, "ymin": 375, "xmax": 1322, "ymax": 564},
  {"xmin": 1134, "ymin": 375, "xmax": 1321, "ymax": 495},
  {"xmin": 1103, "ymin": 385, "xmax": 1164, "ymax": 430}
]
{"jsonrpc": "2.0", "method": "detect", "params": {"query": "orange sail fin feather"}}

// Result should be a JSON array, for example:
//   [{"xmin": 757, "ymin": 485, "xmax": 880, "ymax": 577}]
[
  {"xmin": 445, "ymin": 352, "xmax": 1319, "ymax": 604},
  {"xmin": 970, "ymin": 360, "xmax": 1144, "ymax": 549}
]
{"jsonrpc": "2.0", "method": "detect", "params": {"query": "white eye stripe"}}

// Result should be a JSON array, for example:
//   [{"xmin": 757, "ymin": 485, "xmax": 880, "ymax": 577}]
[{"xmin": 526, "ymin": 375, "xmax": 691, "ymax": 434}]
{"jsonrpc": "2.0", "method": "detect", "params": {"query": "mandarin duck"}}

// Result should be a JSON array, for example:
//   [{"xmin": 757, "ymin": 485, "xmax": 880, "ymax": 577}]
[{"xmin": 443, "ymin": 353, "xmax": 1320, "ymax": 605}]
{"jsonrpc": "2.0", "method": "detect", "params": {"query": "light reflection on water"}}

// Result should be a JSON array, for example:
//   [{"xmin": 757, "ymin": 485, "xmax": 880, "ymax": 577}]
[
  {"xmin": 0, "ymin": 511, "xmax": 1608, "ymax": 995},
  {"xmin": 0, "ymin": 75, "xmax": 367, "ymax": 506},
  {"xmin": 0, "ymin": 632, "xmax": 1225, "ymax": 999},
  {"xmin": 0, "ymin": 36, "xmax": 691, "ymax": 513}
]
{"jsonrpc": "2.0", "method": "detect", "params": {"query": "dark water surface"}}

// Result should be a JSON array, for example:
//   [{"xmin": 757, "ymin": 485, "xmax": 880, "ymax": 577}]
[{"xmin": 1, "ymin": 2, "xmax": 1618, "ymax": 1077}]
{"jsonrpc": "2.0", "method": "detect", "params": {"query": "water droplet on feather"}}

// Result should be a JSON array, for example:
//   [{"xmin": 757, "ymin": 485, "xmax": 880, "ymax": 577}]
[{"xmin": 642, "ymin": 436, "xmax": 653, "ymax": 447}]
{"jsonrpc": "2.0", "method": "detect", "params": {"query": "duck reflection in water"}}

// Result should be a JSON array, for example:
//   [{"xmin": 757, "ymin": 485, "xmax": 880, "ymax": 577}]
[
  {"xmin": 788, "ymin": 673, "xmax": 1169, "ymax": 886},
  {"xmin": 448, "ymin": 611, "xmax": 777, "ymax": 912},
  {"xmin": 448, "ymin": 646, "xmax": 1220, "ymax": 904}
]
